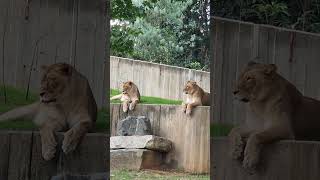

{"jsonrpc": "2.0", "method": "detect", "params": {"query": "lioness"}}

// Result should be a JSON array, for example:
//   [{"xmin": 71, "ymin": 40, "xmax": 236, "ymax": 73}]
[
  {"xmin": 0, "ymin": 63, "xmax": 97, "ymax": 160},
  {"xmin": 110, "ymin": 81, "xmax": 140, "ymax": 112},
  {"xmin": 182, "ymin": 80, "xmax": 210, "ymax": 115},
  {"xmin": 230, "ymin": 61, "xmax": 320, "ymax": 172}
]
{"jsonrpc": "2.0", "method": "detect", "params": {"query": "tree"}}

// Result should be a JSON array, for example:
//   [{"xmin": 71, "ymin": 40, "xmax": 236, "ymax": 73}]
[{"xmin": 111, "ymin": 0, "xmax": 211, "ymax": 71}]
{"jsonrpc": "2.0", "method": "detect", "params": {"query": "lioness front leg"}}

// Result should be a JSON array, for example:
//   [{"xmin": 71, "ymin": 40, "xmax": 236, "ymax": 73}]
[
  {"xmin": 243, "ymin": 126, "xmax": 292, "ymax": 171},
  {"xmin": 62, "ymin": 119, "xmax": 92, "ymax": 154},
  {"xmin": 186, "ymin": 101, "xmax": 201, "ymax": 115},
  {"xmin": 122, "ymin": 101, "xmax": 130, "ymax": 113},
  {"xmin": 228, "ymin": 126, "xmax": 252, "ymax": 161},
  {"xmin": 40, "ymin": 126, "xmax": 59, "ymax": 161},
  {"xmin": 181, "ymin": 102, "xmax": 187, "ymax": 113},
  {"xmin": 129, "ymin": 100, "xmax": 138, "ymax": 111}
]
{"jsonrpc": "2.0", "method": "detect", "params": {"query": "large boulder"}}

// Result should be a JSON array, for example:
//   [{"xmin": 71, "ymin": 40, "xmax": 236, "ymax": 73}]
[
  {"xmin": 116, "ymin": 116, "xmax": 152, "ymax": 136},
  {"xmin": 110, "ymin": 149, "xmax": 164, "ymax": 170},
  {"xmin": 110, "ymin": 135, "xmax": 172, "ymax": 152}
]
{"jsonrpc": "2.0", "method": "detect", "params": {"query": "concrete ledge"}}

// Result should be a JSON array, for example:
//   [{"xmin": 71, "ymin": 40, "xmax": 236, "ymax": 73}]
[
  {"xmin": 111, "ymin": 149, "xmax": 164, "ymax": 170},
  {"xmin": 211, "ymin": 137, "xmax": 320, "ymax": 180},
  {"xmin": 0, "ymin": 131, "xmax": 108, "ymax": 180},
  {"xmin": 111, "ymin": 104, "xmax": 210, "ymax": 173}
]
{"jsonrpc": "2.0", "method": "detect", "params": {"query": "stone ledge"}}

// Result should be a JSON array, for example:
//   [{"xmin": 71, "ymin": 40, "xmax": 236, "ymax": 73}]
[{"xmin": 111, "ymin": 149, "xmax": 164, "ymax": 170}]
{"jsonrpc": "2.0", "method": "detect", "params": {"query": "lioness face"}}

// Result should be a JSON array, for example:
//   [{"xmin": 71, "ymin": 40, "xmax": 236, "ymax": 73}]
[
  {"xmin": 183, "ymin": 81, "xmax": 197, "ymax": 95},
  {"xmin": 233, "ymin": 61, "xmax": 277, "ymax": 102},
  {"xmin": 40, "ymin": 63, "xmax": 72, "ymax": 103},
  {"xmin": 122, "ymin": 81, "xmax": 133, "ymax": 94}
]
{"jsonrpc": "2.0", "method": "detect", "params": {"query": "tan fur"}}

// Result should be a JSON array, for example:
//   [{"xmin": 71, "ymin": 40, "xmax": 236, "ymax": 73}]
[
  {"xmin": 181, "ymin": 80, "xmax": 210, "ymax": 115},
  {"xmin": 0, "ymin": 63, "xmax": 97, "ymax": 161},
  {"xmin": 110, "ymin": 81, "xmax": 140, "ymax": 112},
  {"xmin": 230, "ymin": 61, "xmax": 320, "ymax": 172}
]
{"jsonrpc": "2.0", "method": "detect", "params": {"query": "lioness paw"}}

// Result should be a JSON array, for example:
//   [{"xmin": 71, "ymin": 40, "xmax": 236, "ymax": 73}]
[
  {"xmin": 186, "ymin": 109, "xmax": 192, "ymax": 116},
  {"xmin": 62, "ymin": 130, "xmax": 79, "ymax": 154},
  {"xmin": 129, "ymin": 103, "xmax": 135, "ymax": 111},
  {"xmin": 122, "ymin": 104, "xmax": 129, "ymax": 113},
  {"xmin": 243, "ymin": 136, "xmax": 260, "ymax": 171},
  {"xmin": 42, "ymin": 147, "xmax": 56, "ymax": 161},
  {"xmin": 181, "ymin": 106, "xmax": 187, "ymax": 113},
  {"xmin": 229, "ymin": 132, "xmax": 244, "ymax": 160}
]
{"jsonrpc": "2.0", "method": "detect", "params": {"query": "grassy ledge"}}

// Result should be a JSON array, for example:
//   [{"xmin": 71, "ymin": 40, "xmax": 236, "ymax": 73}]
[
  {"xmin": 110, "ymin": 169, "xmax": 209, "ymax": 180},
  {"xmin": 0, "ymin": 86, "xmax": 108, "ymax": 132},
  {"xmin": 110, "ymin": 89, "xmax": 182, "ymax": 105}
]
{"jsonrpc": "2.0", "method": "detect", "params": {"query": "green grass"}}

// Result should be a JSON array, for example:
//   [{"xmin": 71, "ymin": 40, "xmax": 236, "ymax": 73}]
[
  {"xmin": 110, "ymin": 169, "xmax": 209, "ymax": 180},
  {"xmin": 210, "ymin": 123, "xmax": 233, "ymax": 137},
  {"xmin": 110, "ymin": 89, "xmax": 182, "ymax": 105},
  {"xmin": 0, "ymin": 86, "xmax": 108, "ymax": 132}
]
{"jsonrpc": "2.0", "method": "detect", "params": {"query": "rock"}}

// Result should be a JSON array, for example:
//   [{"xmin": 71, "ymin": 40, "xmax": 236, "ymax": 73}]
[
  {"xmin": 110, "ymin": 135, "xmax": 172, "ymax": 152},
  {"xmin": 116, "ymin": 116, "xmax": 152, "ymax": 136},
  {"xmin": 110, "ymin": 149, "xmax": 164, "ymax": 170},
  {"xmin": 51, "ymin": 172, "xmax": 109, "ymax": 180}
]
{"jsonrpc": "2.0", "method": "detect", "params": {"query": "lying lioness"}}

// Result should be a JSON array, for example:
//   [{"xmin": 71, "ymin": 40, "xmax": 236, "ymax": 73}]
[
  {"xmin": 230, "ymin": 61, "xmax": 320, "ymax": 172},
  {"xmin": 110, "ymin": 81, "xmax": 140, "ymax": 112},
  {"xmin": 182, "ymin": 80, "xmax": 210, "ymax": 115},
  {"xmin": 0, "ymin": 63, "xmax": 97, "ymax": 160}
]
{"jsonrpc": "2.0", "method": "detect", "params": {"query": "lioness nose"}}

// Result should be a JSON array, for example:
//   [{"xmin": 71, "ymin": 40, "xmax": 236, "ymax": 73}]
[{"xmin": 233, "ymin": 90, "xmax": 239, "ymax": 95}]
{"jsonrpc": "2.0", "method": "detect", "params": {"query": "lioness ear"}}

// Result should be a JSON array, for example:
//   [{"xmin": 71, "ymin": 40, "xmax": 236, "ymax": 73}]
[
  {"xmin": 61, "ymin": 64, "xmax": 72, "ymax": 76},
  {"xmin": 264, "ymin": 64, "xmax": 277, "ymax": 74}
]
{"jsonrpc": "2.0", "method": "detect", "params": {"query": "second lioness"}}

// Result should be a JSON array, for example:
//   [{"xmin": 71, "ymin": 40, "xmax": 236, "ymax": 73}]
[
  {"xmin": 110, "ymin": 81, "xmax": 140, "ymax": 112},
  {"xmin": 182, "ymin": 80, "xmax": 210, "ymax": 115}
]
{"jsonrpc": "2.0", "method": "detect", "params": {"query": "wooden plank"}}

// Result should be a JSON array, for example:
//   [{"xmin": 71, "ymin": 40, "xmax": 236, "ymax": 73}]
[
  {"xmin": 74, "ymin": 0, "xmax": 96, "ymax": 87},
  {"xmin": 212, "ymin": 138, "xmax": 320, "ymax": 180},
  {"xmin": 7, "ymin": 131, "xmax": 33, "ymax": 180},
  {"xmin": 0, "ymin": 0, "xmax": 9, "ymax": 92},
  {"xmin": 20, "ymin": 0, "xmax": 41, "ymax": 92},
  {"xmin": 34, "ymin": 0, "xmax": 60, "ymax": 88},
  {"xmin": 57, "ymin": 133, "xmax": 108, "ymax": 173},
  {"xmin": 0, "ymin": 132, "xmax": 10, "ymax": 180},
  {"xmin": 54, "ymin": 0, "xmax": 76, "ymax": 64},
  {"xmin": 92, "ymin": 0, "xmax": 107, "ymax": 108},
  {"xmin": 233, "ymin": 23, "xmax": 254, "ymax": 126},
  {"xmin": 221, "ymin": 21, "xmax": 239, "ymax": 126},
  {"xmin": 110, "ymin": 103, "xmax": 121, "ymax": 136},
  {"xmin": 212, "ymin": 19, "xmax": 224, "ymax": 124}
]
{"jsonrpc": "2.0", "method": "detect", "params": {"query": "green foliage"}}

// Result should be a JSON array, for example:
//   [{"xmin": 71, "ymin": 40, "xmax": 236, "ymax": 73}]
[
  {"xmin": 111, "ymin": 0, "xmax": 210, "ymax": 71},
  {"xmin": 210, "ymin": 123, "xmax": 233, "ymax": 137},
  {"xmin": 213, "ymin": 0, "xmax": 320, "ymax": 33},
  {"xmin": 110, "ymin": 89, "xmax": 182, "ymax": 105}
]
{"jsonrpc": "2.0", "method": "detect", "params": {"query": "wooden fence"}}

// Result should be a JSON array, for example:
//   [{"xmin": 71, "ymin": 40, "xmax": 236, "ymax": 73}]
[
  {"xmin": 211, "ymin": 137, "xmax": 320, "ymax": 180},
  {"xmin": 0, "ymin": 131, "xmax": 108, "ymax": 180},
  {"xmin": 212, "ymin": 17, "xmax": 320, "ymax": 125},
  {"xmin": 110, "ymin": 56, "xmax": 210, "ymax": 100},
  {"xmin": 0, "ymin": 0, "xmax": 108, "ymax": 108},
  {"xmin": 110, "ymin": 104, "xmax": 210, "ymax": 173}
]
